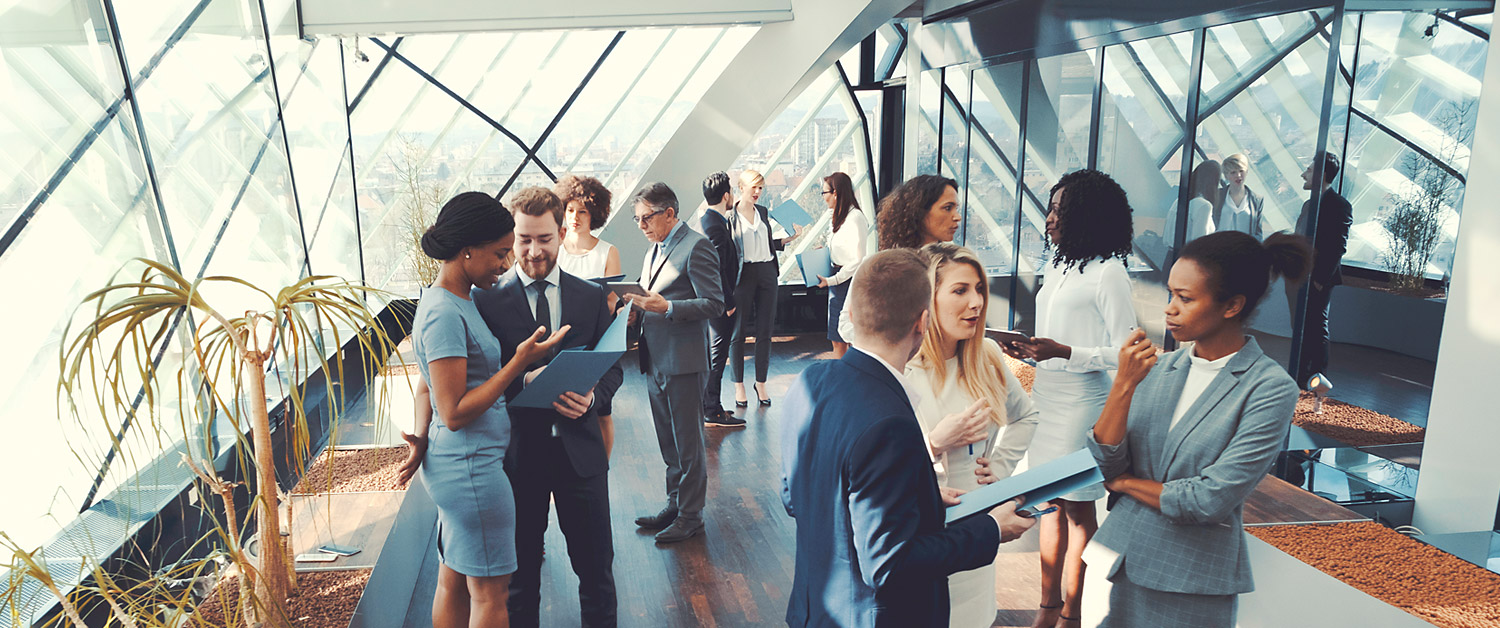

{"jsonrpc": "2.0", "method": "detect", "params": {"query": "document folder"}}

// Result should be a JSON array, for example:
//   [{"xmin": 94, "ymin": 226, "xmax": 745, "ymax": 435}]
[
  {"xmin": 797, "ymin": 248, "xmax": 833, "ymax": 287},
  {"xmin": 509, "ymin": 308, "xmax": 630, "ymax": 409},
  {"xmin": 944, "ymin": 449, "xmax": 1104, "ymax": 524},
  {"xmin": 771, "ymin": 199, "xmax": 813, "ymax": 229}
]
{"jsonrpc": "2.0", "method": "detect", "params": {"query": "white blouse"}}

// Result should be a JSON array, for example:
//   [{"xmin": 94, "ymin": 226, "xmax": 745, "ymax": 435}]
[
  {"xmin": 736, "ymin": 207, "xmax": 775, "ymax": 263},
  {"xmin": 825, "ymin": 210, "xmax": 870, "ymax": 286},
  {"xmin": 558, "ymin": 240, "xmax": 614, "ymax": 280},
  {"xmin": 1169, "ymin": 349, "xmax": 1237, "ymax": 431},
  {"xmin": 905, "ymin": 339, "xmax": 1040, "ymax": 487},
  {"xmin": 1034, "ymin": 257, "xmax": 1137, "ymax": 373}
]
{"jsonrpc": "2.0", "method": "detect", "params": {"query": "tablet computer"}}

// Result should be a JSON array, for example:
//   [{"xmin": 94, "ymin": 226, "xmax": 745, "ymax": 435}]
[
  {"xmin": 604, "ymin": 282, "xmax": 650, "ymax": 299},
  {"xmin": 985, "ymin": 328, "xmax": 1031, "ymax": 346}
]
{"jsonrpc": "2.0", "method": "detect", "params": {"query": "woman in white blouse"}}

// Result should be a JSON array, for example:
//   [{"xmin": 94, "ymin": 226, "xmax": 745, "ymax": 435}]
[
  {"xmin": 730, "ymin": 169, "xmax": 804, "ymax": 407},
  {"xmin": 1004, "ymin": 169, "xmax": 1137, "ymax": 628},
  {"xmin": 554, "ymin": 174, "xmax": 623, "ymax": 455},
  {"xmin": 814, "ymin": 172, "xmax": 868, "ymax": 359},
  {"xmin": 906, "ymin": 242, "xmax": 1040, "ymax": 627}
]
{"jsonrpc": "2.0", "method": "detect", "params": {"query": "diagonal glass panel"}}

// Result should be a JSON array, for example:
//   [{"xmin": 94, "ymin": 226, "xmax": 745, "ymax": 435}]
[
  {"xmin": 965, "ymin": 60, "xmax": 1025, "ymax": 304},
  {"xmin": 0, "ymin": 0, "xmax": 130, "ymax": 239}
]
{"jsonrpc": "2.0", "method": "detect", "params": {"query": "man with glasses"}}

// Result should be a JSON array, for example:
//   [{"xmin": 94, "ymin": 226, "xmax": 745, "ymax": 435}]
[{"xmin": 621, "ymin": 182, "xmax": 726, "ymax": 544}]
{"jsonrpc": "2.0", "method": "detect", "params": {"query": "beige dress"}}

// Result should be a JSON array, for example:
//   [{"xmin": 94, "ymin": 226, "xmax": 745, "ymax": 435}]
[{"xmin": 905, "ymin": 338, "xmax": 1041, "ymax": 627}]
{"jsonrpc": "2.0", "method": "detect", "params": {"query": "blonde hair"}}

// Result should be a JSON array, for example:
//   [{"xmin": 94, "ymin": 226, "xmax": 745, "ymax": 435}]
[
  {"xmin": 911, "ymin": 242, "xmax": 1011, "ymax": 426},
  {"xmin": 1223, "ymin": 153, "xmax": 1249, "ymax": 172},
  {"xmin": 738, "ymin": 169, "xmax": 765, "ymax": 190}
]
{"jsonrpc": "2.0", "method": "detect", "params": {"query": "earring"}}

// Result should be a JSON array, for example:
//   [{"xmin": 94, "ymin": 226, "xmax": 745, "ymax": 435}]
[{"xmin": 465, "ymin": 252, "xmax": 471, "ymax": 259}]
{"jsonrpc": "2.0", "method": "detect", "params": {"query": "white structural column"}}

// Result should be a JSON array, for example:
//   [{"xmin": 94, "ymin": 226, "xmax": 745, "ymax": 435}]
[
  {"xmin": 1411, "ymin": 33, "xmax": 1500, "ymax": 534},
  {"xmin": 599, "ymin": 0, "xmax": 910, "ymax": 265}
]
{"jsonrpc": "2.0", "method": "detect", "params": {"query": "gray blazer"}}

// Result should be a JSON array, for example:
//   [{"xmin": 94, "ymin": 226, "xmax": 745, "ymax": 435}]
[
  {"xmin": 639, "ymin": 222, "xmax": 726, "ymax": 375},
  {"xmin": 1086, "ymin": 336, "xmax": 1297, "ymax": 595}
]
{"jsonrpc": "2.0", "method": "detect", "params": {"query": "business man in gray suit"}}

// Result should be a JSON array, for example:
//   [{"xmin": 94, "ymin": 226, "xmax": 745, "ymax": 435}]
[{"xmin": 621, "ymin": 182, "xmax": 726, "ymax": 544}]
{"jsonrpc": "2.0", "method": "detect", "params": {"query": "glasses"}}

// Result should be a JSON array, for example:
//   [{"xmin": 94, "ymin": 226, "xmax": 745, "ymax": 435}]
[
  {"xmin": 821, "ymin": 189, "xmax": 834, "ymax": 196},
  {"xmin": 632, "ymin": 209, "xmax": 666, "ymax": 225}
]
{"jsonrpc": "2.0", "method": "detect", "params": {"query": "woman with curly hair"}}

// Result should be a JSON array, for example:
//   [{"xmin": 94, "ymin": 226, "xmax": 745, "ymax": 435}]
[
  {"xmin": 554, "ymin": 174, "xmax": 623, "ymax": 456},
  {"xmin": 555, "ymin": 174, "xmax": 622, "ymax": 281},
  {"xmin": 1003, "ymin": 169, "xmax": 1137, "ymax": 628},
  {"xmin": 834, "ymin": 174, "xmax": 962, "ymax": 343}
]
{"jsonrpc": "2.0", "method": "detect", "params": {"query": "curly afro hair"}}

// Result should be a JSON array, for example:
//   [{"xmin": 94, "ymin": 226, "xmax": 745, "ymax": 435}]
[
  {"xmin": 553, "ymin": 174, "xmax": 613, "ymax": 231},
  {"xmin": 1046, "ymin": 169, "xmax": 1134, "ymax": 272},
  {"xmin": 878, "ymin": 174, "xmax": 957, "ymax": 250}
]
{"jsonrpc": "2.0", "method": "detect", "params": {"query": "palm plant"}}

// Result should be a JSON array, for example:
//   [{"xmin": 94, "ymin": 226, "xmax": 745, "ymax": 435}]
[{"xmin": 47, "ymin": 258, "xmax": 401, "ymax": 627}]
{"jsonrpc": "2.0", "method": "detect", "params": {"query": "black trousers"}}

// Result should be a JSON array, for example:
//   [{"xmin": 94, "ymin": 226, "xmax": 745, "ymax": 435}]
[
  {"xmin": 703, "ymin": 313, "xmax": 735, "ymax": 413},
  {"xmin": 507, "ymin": 437, "xmax": 616, "ymax": 628},
  {"xmin": 1296, "ymin": 280, "xmax": 1335, "ymax": 387},
  {"xmin": 731, "ymin": 261, "xmax": 778, "ymax": 383}
]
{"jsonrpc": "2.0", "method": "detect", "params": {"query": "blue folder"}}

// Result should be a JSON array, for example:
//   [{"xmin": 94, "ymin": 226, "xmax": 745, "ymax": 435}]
[
  {"xmin": 944, "ymin": 449, "xmax": 1104, "ymax": 524},
  {"xmin": 797, "ymin": 248, "xmax": 833, "ymax": 288},
  {"xmin": 508, "ymin": 308, "xmax": 630, "ymax": 409},
  {"xmin": 771, "ymin": 199, "xmax": 814, "ymax": 229}
]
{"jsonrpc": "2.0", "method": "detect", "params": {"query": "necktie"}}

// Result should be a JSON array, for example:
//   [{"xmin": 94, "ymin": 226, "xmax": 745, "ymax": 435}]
[{"xmin": 534, "ymin": 279, "xmax": 552, "ymax": 337}]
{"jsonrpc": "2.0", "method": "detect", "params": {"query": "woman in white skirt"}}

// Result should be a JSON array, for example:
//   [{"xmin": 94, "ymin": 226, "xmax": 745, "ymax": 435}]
[
  {"xmin": 1004, "ymin": 169, "xmax": 1137, "ymax": 628},
  {"xmin": 906, "ymin": 242, "xmax": 1040, "ymax": 627}
]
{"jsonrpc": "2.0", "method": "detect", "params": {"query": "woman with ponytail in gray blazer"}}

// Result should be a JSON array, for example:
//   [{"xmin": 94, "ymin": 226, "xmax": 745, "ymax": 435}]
[{"xmin": 1086, "ymin": 230, "xmax": 1311, "ymax": 627}]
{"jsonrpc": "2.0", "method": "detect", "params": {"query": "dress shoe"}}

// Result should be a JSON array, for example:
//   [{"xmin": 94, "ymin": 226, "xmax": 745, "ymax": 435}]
[
  {"xmin": 654, "ymin": 518, "xmax": 705, "ymax": 544},
  {"xmin": 634, "ymin": 506, "xmax": 678, "ymax": 530},
  {"xmin": 704, "ymin": 410, "xmax": 746, "ymax": 427}
]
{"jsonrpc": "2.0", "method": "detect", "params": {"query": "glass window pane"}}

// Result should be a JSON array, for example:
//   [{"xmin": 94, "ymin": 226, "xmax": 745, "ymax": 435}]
[{"xmin": 964, "ymin": 61, "xmax": 1025, "ymax": 326}]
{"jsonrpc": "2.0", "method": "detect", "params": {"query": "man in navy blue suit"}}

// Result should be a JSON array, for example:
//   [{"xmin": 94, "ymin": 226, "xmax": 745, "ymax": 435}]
[
  {"xmin": 699, "ymin": 171, "xmax": 743, "ymax": 427},
  {"xmin": 473, "ymin": 187, "xmax": 621, "ymax": 627},
  {"xmin": 780, "ymin": 249, "xmax": 1037, "ymax": 628}
]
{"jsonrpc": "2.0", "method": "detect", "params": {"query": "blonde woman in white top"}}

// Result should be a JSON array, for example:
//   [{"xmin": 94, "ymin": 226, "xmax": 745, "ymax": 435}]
[
  {"xmin": 1004, "ymin": 169, "xmax": 1137, "ymax": 628},
  {"xmin": 553, "ymin": 174, "xmax": 623, "ymax": 456},
  {"xmin": 814, "ymin": 172, "xmax": 868, "ymax": 359},
  {"xmin": 906, "ymin": 242, "xmax": 1041, "ymax": 627}
]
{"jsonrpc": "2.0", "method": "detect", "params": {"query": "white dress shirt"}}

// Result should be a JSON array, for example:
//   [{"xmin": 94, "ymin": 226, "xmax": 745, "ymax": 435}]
[
  {"xmin": 826, "ymin": 210, "xmax": 870, "ymax": 286},
  {"xmin": 1034, "ymin": 257, "xmax": 1137, "ymax": 373},
  {"xmin": 1217, "ymin": 192, "xmax": 1256, "ymax": 237},
  {"xmin": 737, "ymin": 207, "xmax": 776, "ymax": 263},
  {"xmin": 518, "ymin": 262, "xmax": 562, "ymax": 333},
  {"xmin": 1169, "ymin": 349, "xmax": 1237, "ymax": 431}
]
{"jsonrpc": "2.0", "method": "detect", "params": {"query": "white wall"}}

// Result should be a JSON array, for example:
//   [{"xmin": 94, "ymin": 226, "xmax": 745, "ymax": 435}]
[
  {"xmin": 1411, "ymin": 26, "xmax": 1500, "ymax": 534},
  {"xmin": 300, "ymin": 0, "xmax": 792, "ymax": 34}
]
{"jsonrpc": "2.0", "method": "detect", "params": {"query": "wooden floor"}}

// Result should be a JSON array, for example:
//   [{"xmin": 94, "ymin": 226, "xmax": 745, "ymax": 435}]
[
  {"xmin": 370, "ymin": 334, "xmax": 1378, "ymax": 628},
  {"xmin": 1251, "ymin": 331, "xmax": 1435, "ymax": 428}
]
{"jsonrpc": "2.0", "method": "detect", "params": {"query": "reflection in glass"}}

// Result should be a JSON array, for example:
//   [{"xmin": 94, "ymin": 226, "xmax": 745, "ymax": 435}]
[{"xmin": 963, "ymin": 61, "xmax": 1025, "ymax": 327}]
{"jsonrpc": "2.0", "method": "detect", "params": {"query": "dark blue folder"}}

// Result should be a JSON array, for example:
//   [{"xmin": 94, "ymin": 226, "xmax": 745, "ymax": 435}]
[
  {"xmin": 509, "ymin": 308, "xmax": 630, "ymax": 409},
  {"xmin": 944, "ymin": 449, "xmax": 1104, "ymax": 524}
]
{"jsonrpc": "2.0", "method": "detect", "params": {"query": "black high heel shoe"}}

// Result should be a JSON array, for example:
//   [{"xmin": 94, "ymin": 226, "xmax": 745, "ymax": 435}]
[
  {"xmin": 735, "ymin": 399, "xmax": 749, "ymax": 408},
  {"xmin": 756, "ymin": 383, "xmax": 771, "ymax": 407}
]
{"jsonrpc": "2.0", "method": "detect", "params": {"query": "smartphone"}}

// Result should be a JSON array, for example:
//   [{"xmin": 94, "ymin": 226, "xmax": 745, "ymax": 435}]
[
  {"xmin": 317, "ymin": 543, "xmax": 361, "ymax": 557},
  {"xmin": 1017, "ymin": 505, "xmax": 1060, "ymax": 518},
  {"xmin": 295, "ymin": 552, "xmax": 338, "ymax": 563},
  {"xmin": 985, "ymin": 328, "xmax": 1032, "ymax": 347}
]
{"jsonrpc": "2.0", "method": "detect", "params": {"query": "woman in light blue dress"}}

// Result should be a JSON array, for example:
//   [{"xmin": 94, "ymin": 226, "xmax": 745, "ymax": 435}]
[{"xmin": 399, "ymin": 191, "xmax": 568, "ymax": 628}]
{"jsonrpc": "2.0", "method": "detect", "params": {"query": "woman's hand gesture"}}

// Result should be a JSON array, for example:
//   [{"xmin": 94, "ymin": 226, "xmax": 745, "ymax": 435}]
[
  {"xmin": 928, "ymin": 398, "xmax": 991, "ymax": 455},
  {"xmin": 1116, "ymin": 328, "xmax": 1157, "ymax": 388},
  {"xmin": 513, "ymin": 325, "xmax": 571, "ymax": 366}
]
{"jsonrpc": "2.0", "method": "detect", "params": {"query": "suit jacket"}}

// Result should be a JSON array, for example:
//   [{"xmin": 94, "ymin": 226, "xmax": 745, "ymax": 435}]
[
  {"xmin": 1295, "ymin": 189, "xmax": 1353, "ymax": 286},
  {"xmin": 699, "ymin": 208, "xmax": 739, "ymax": 312},
  {"xmin": 639, "ymin": 222, "xmax": 725, "ymax": 375},
  {"xmin": 1086, "ymin": 337, "xmax": 1298, "ymax": 595},
  {"xmin": 780, "ymin": 350, "xmax": 1001, "ymax": 628},
  {"xmin": 472, "ymin": 267, "xmax": 622, "ymax": 478},
  {"xmin": 731, "ymin": 203, "xmax": 786, "ymax": 269},
  {"xmin": 1215, "ymin": 184, "xmax": 1264, "ymax": 240}
]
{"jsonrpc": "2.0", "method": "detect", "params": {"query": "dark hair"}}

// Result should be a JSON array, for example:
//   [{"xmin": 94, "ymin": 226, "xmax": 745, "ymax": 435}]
[
  {"xmin": 421, "ymin": 191, "xmax": 515, "ymax": 260},
  {"xmin": 850, "ymin": 248, "xmax": 931, "ymax": 344},
  {"xmin": 632, "ymin": 182, "xmax": 679, "ymax": 216},
  {"xmin": 878, "ymin": 174, "xmax": 957, "ymax": 250},
  {"xmin": 1317, "ymin": 152, "xmax": 1341, "ymax": 183},
  {"xmin": 1179, "ymin": 231, "xmax": 1312, "ymax": 320},
  {"xmin": 508, "ymin": 186, "xmax": 564, "ymax": 226},
  {"xmin": 1047, "ymin": 169, "xmax": 1133, "ymax": 272},
  {"xmin": 703, "ymin": 172, "xmax": 731, "ymax": 205},
  {"xmin": 1191, "ymin": 160, "xmax": 1222, "ymax": 205},
  {"xmin": 554, "ymin": 174, "xmax": 612, "ymax": 229},
  {"xmin": 824, "ymin": 171, "xmax": 860, "ymax": 232}
]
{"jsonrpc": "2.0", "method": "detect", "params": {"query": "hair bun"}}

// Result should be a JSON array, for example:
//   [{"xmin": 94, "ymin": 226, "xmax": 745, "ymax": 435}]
[{"xmin": 421, "ymin": 228, "xmax": 457, "ymax": 260}]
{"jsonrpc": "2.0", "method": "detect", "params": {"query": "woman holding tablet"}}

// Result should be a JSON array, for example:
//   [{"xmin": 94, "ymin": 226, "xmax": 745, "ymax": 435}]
[
  {"xmin": 1003, "ymin": 169, "xmax": 1136, "ymax": 628},
  {"xmin": 1088, "ymin": 231, "xmax": 1309, "ymax": 626},
  {"xmin": 905, "ymin": 242, "xmax": 1040, "ymax": 626}
]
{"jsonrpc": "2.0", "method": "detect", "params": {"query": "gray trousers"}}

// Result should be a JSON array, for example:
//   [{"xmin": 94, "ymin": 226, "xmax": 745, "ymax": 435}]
[{"xmin": 646, "ymin": 367, "xmax": 708, "ymax": 520}]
